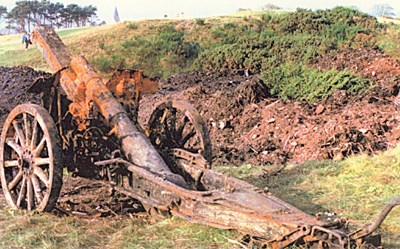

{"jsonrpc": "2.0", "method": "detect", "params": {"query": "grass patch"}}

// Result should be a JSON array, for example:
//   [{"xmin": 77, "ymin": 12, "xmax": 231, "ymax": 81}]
[
  {"xmin": 0, "ymin": 150, "xmax": 400, "ymax": 248},
  {"xmin": 376, "ymin": 24, "xmax": 400, "ymax": 57},
  {"xmin": 57, "ymin": 26, "xmax": 94, "ymax": 38},
  {"xmin": 0, "ymin": 33, "xmax": 47, "ymax": 70},
  {"xmin": 0, "ymin": 209, "xmax": 238, "ymax": 249},
  {"xmin": 217, "ymin": 150, "xmax": 400, "ymax": 248}
]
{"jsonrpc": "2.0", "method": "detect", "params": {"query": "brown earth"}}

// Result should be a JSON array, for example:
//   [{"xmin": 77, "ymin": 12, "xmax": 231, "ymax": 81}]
[
  {"xmin": 139, "ymin": 47, "xmax": 400, "ymax": 166},
  {"xmin": 1, "ymin": 46, "xmax": 400, "ymax": 216}
]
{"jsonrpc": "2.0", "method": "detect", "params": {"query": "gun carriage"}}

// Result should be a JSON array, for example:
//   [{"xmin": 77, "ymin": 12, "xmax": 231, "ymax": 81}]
[{"xmin": 0, "ymin": 26, "xmax": 398, "ymax": 248}]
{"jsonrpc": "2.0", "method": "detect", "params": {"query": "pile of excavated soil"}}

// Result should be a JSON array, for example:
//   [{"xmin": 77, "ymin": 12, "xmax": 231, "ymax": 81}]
[
  {"xmin": 139, "ymin": 46, "xmax": 400, "ymax": 166},
  {"xmin": 139, "ymin": 71, "xmax": 400, "ymax": 166},
  {"xmin": 0, "ymin": 66, "xmax": 46, "ymax": 126}
]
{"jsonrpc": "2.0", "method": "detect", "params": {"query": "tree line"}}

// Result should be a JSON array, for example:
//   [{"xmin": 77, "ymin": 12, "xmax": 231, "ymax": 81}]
[{"xmin": 0, "ymin": 0, "xmax": 97, "ymax": 34}]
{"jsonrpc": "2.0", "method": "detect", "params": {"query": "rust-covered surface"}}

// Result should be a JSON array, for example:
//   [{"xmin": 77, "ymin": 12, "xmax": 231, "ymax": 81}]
[
  {"xmin": 20, "ymin": 25, "xmax": 399, "ymax": 248},
  {"xmin": 31, "ymin": 26, "xmax": 178, "ymax": 177}
]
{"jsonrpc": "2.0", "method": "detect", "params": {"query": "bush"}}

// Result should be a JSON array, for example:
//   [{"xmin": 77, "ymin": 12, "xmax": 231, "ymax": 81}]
[
  {"xmin": 194, "ymin": 32, "xmax": 335, "ymax": 74},
  {"xmin": 195, "ymin": 18, "xmax": 206, "ymax": 26},
  {"xmin": 194, "ymin": 7, "xmax": 380, "ymax": 78},
  {"xmin": 275, "ymin": 7, "xmax": 379, "ymax": 36},
  {"xmin": 121, "ymin": 24, "xmax": 201, "ymax": 77},
  {"xmin": 194, "ymin": 32, "xmax": 269, "ymax": 73},
  {"xmin": 126, "ymin": 22, "xmax": 139, "ymax": 29},
  {"xmin": 95, "ymin": 54, "xmax": 125, "ymax": 73},
  {"xmin": 260, "ymin": 63, "xmax": 373, "ymax": 102}
]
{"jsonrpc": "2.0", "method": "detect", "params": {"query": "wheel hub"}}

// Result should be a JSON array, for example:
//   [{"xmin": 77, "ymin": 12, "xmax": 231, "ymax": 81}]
[{"xmin": 21, "ymin": 147, "xmax": 34, "ymax": 173}]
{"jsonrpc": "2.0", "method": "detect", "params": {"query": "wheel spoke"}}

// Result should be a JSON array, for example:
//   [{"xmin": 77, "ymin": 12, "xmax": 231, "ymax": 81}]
[
  {"xmin": 16, "ymin": 176, "xmax": 27, "ymax": 207},
  {"xmin": 7, "ymin": 170, "xmax": 23, "ymax": 190},
  {"xmin": 176, "ymin": 117, "xmax": 189, "ymax": 139},
  {"xmin": 169, "ymin": 109, "xmax": 177, "ymax": 134},
  {"xmin": 27, "ymin": 176, "xmax": 34, "ymax": 211},
  {"xmin": 31, "ymin": 175, "xmax": 43, "ymax": 204},
  {"xmin": 4, "ymin": 160, "xmax": 20, "ymax": 167},
  {"xmin": 160, "ymin": 108, "xmax": 169, "ymax": 124},
  {"xmin": 6, "ymin": 138, "xmax": 23, "ymax": 156},
  {"xmin": 12, "ymin": 120, "xmax": 26, "ymax": 146},
  {"xmin": 180, "ymin": 130, "xmax": 196, "ymax": 147},
  {"xmin": 163, "ymin": 111, "xmax": 179, "ymax": 144},
  {"xmin": 23, "ymin": 113, "xmax": 31, "ymax": 147},
  {"xmin": 34, "ymin": 157, "xmax": 51, "ymax": 166},
  {"xmin": 30, "ymin": 116, "xmax": 38, "ymax": 149},
  {"xmin": 33, "ymin": 167, "xmax": 49, "ymax": 188},
  {"xmin": 34, "ymin": 136, "xmax": 46, "ymax": 157}
]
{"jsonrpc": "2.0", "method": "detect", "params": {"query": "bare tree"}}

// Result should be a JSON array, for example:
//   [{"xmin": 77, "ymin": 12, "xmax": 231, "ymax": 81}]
[
  {"xmin": 371, "ymin": 4, "xmax": 396, "ymax": 17},
  {"xmin": 261, "ymin": 3, "xmax": 282, "ymax": 11},
  {"xmin": 0, "ymin": 6, "xmax": 7, "ymax": 21}
]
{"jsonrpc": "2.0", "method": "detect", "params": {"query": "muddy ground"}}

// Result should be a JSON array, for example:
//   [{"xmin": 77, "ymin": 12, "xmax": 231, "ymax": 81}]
[{"xmin": 1, "ymin": 46, "xmax": 400, "ymax": 216}]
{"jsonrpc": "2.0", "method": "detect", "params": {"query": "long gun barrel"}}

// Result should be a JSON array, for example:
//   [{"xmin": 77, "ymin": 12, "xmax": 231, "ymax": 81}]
[{"xmin": 31, "ymin": 25, "xmax": 186, "ymax": 186}]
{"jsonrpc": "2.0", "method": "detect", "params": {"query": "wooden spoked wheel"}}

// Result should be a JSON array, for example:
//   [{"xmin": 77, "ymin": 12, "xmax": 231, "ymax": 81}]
[
  {"xmin": 148, "ymin": 100, "xmax": 212, "ymax": 168},
  {"xmin": 0, "ymin": 104, "xmax": 63, "ymax": 212}
]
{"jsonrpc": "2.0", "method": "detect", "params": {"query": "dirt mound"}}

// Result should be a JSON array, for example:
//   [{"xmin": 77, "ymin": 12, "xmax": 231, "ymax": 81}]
[
  {"xmin": 0, "ymin": 66, "xmax": 47, "ymax": 126},
  {"xmin": 139, "ymin": 47, "xmax": 400, "ymax": 165}
]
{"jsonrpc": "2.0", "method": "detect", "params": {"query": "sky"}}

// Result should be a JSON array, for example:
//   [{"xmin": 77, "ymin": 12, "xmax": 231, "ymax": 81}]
[{"xmin": 1, "ymin": 0, "xmax": 400, "ymax": 24}]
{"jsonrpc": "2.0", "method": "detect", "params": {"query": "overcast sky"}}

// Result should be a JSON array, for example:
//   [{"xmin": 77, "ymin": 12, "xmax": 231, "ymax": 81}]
[{"xmin": 1, "ymin": 0, "xmax": 400, "ymax": 23}]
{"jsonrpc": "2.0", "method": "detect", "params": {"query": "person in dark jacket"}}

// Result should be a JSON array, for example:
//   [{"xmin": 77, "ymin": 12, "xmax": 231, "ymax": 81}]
[{"xmin": 22, "ymin": 32, "xmax": 32, "ymax": 50}]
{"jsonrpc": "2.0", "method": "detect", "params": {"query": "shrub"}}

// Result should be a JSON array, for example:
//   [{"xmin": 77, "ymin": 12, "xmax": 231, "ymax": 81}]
[
  {"xmin": 260, "ymin": 63, "xmax": 373, "ymax": 102},
  {"xmin": 261, "ymin": 13, "xmax": 272, "ymax": 23},
  {"xmin": 275, "ymin": 7, "xmax": 379, "ymax": 36},
  {"xmin": 126, "ymin": 22, "xmax": 139, "ymax": 30},
  {"xmin": 194, "ymin": 7, "xmax": 380, "ymax": 78},
  {"xmin": 121, "ymin": 24, "xmax": 200, "ymax": 77},
  {"xmin": 95, "ymin": 53, "xmax": 125, "ymax": 73},
  {"xmin": 195, "ymin": 18, "xmax": 206, "ymax": 26},
  {"xmin": 98, "ymin": 40, "xmax": 106, "ymax": 50}
]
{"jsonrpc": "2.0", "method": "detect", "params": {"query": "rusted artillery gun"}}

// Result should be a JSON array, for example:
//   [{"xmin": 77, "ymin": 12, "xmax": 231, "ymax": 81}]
[{"xmin": 0, "ymin": 25, "xmax": 398, "ymax": 248}]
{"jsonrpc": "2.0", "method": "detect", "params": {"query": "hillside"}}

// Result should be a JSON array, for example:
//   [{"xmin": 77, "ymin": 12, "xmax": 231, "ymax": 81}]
[{"xmin": 0, "ymin": 7, "xmax": 400, "ymax": 248}]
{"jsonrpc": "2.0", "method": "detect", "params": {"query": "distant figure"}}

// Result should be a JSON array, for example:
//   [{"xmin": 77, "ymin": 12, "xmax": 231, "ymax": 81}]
[{"xmin": 22, "ymin": 32, "xmax": 32, "ymax": 50}]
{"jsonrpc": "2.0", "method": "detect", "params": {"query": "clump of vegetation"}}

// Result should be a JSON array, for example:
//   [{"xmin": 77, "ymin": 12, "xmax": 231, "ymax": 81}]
[
  {"xmin": 260, "ymin": 64, "xmax": 373, "ymax": 102},
  {"xmin": 126, "ymin": 22, "xmax": 139, "ymax": 30},
  {"xmin": 194, "ymin": 7, "xmax": 380, "ymax": 102},
  {"xmin": 121, "ymin": 24, "xmax": 200, "ymax": 77},
  {"xmin": 195, "ymin": 18, "xmax": 206, "ymax": 26},
  {"xmin": 94, "ymin": 53, "xmax": 125, "ymax": 72}
]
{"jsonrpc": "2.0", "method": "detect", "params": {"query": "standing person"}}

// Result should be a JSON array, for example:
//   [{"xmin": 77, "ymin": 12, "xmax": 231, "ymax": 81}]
[{"xmin": 22, "ymin": 32, "xmax": 32, "ymax": 50}]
